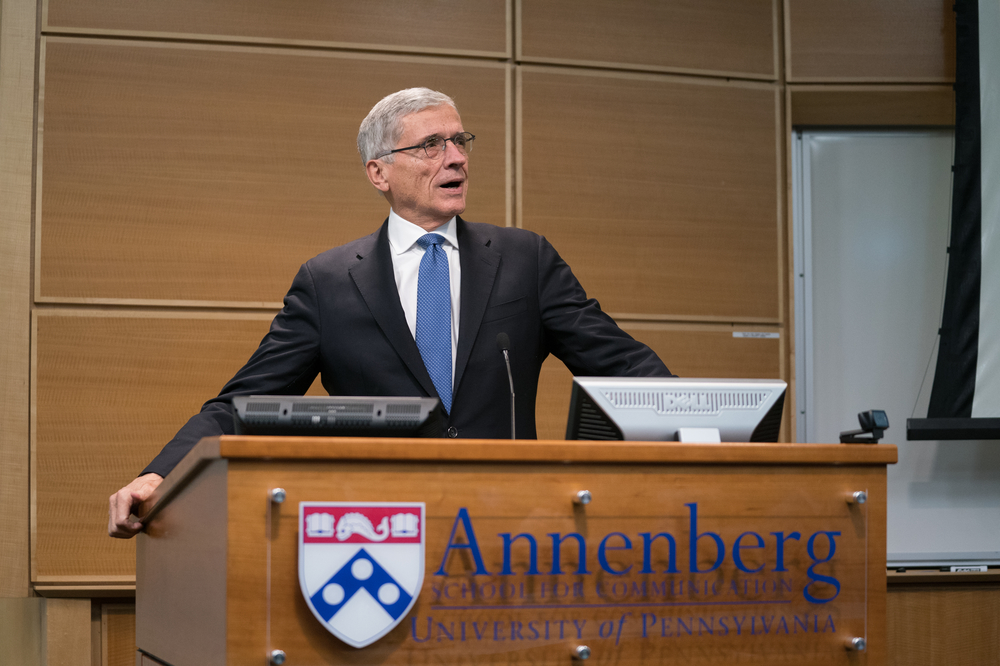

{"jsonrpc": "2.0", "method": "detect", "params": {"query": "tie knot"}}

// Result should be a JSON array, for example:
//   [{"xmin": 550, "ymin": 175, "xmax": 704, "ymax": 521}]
[{"xmin": 416, "ymin": 233, "xmax": 446, "ymax": 250}]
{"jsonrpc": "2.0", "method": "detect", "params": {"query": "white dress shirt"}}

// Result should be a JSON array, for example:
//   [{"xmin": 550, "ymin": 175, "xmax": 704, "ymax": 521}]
[{"xmin": 386, "ymin": 210, "xmax": 461, "ymax": 382}]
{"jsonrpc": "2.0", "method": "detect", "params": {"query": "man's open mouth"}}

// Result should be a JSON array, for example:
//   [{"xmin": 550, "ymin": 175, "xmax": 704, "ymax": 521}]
[{"xmin": 440, "ymin": 179, "xmax": 463, "ymax": 189}]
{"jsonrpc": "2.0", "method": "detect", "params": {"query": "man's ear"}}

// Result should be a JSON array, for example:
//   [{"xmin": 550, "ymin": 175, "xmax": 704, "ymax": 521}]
[{"xmin": 365, "ymin": 159, "xmax": 391, "ymax": 194}]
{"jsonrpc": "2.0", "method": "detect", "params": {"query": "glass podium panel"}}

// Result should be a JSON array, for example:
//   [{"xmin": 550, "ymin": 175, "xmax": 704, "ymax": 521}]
[{"xmin": 262, "ymin": 461, "xmax": 871, "ymax": 665}]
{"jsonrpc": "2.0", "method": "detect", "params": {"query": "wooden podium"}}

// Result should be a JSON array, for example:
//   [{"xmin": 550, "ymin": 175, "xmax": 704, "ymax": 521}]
[{"xmin": 136, "ymin": 437, "xmax": 896, "ymax": 665}]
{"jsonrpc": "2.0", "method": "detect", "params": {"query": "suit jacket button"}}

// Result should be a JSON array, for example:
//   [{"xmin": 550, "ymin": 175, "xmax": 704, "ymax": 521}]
[{"xmin": 446, "ymin": 426, "xmax": 458, "ymax": 438}]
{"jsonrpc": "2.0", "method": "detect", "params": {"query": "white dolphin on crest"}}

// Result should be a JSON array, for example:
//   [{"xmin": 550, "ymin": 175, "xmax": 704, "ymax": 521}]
[{"xmin": 336, "ymin": 512, "xmax": 390, "ymax": 541}]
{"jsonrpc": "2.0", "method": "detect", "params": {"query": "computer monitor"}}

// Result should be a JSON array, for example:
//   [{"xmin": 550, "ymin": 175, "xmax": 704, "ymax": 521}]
[
  {"xmin": 232, "ymin": 395, "xmax": 444, "ymax": 438},
  {"xmin": 565, "ymin": 377, "xmax": 786, "ymax": 442}
]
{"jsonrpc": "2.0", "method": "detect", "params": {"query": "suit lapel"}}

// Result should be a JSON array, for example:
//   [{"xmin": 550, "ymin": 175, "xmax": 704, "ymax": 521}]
[
  {"xmin": 455, "ymin": 218, "xmax": 500, "ymax": 394},
  {"xmin": 348, "ymin": 220, "xmax": 438, "ymax": 399}
]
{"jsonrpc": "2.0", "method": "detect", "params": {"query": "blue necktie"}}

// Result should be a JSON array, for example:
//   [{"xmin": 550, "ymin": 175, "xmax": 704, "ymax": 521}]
[{"xmin": 415, "ymin": 234, "xmax": 452, "ymax": 413}]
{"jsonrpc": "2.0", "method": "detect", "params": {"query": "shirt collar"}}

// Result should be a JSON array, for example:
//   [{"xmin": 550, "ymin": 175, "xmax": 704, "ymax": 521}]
[{"xmin": 387, "ymin": 210, "xmax": 459, "ymax": 255}]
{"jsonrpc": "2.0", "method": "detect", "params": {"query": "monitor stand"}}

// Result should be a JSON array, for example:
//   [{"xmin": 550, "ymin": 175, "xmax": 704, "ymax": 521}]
[{"xmin": 677, "ymin": 427, "xmax": 722, "ymax": 443}]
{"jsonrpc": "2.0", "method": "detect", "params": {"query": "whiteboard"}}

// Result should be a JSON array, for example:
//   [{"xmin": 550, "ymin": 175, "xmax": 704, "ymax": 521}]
[{"xmin": 793, "ymin": 131, "xmax": 1000, "ymax": 565}]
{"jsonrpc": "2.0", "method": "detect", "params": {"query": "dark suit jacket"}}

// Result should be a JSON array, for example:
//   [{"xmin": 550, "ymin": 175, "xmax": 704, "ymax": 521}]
[{"xmin": 142, "ymin": 218, "xmax": 671, "ymax": 477}]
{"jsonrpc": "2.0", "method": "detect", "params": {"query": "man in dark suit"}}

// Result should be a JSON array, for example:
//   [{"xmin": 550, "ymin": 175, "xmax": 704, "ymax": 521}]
[{"xmin": 108, "ymin": 87, "xmax": 671, "ymax": 538}]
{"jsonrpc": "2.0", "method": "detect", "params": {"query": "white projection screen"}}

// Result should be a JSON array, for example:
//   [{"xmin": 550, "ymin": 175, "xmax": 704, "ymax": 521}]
[{"xmin": 974, "ymin": 0, "xmax": 1000, "ymax": 416}]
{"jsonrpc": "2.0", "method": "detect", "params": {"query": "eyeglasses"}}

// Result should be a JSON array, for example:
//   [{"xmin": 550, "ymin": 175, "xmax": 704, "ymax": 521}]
[{"xmin": 376, "ymin": 132, "xmax": 475, "ymax": 160}]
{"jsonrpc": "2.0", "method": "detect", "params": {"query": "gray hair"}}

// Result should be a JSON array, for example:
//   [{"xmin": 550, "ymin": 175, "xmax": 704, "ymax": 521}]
[{"xmin": 357, "ymin": 88, "xmax": 457, "ymax": 164}]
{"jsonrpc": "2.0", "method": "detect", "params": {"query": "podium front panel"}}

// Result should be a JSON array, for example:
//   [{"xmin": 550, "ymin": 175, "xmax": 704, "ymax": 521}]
[{"xmin": 226, "ymin": 459, "xmax": 881, "ymax": 665}]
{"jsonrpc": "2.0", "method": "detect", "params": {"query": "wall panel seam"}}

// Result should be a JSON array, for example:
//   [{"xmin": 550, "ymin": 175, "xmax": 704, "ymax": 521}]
[
  {"xmin": 34, "ymin": 298, "xmax": 286, "ymax": 311},
  {"xmin": 515, "ymin": 57, "xmax": 777, "ymax": 85},
  {"xmin": 788, "ymin": 76, "xmax": 955, "ymax": 85},
  {"xmin": 517, "ymin": 62, "xmax": 780, "ymax": 91},
  {"xmin": 39, "ymin": 28, "xmax": 512, "ymax": 62},
  {"xmin": 33, "ymin": 307, "xmax": 281, "ymax": 320}
]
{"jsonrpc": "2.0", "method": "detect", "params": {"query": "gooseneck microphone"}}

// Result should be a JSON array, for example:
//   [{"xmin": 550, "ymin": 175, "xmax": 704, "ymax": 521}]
[{"xmin": 496, "ymin": 333, "xmax": 515, "ymax": 439}]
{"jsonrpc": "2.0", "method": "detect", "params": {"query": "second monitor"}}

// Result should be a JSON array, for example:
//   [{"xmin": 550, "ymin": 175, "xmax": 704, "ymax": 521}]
[{"xmin": 566, "ymin": 377, "xmax": 786, "ymax": 442}]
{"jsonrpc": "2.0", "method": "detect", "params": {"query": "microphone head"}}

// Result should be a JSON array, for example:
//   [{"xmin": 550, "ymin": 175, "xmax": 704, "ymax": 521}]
[{"xmin": 496, "ymin": 332, "xmax": 510, "ymax": 352}]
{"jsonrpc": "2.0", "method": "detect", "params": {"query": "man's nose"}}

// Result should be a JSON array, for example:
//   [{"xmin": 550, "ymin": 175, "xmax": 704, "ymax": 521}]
[{"xmin": 443, "ymin": 140, "xmax": 468, "ymax": 167}]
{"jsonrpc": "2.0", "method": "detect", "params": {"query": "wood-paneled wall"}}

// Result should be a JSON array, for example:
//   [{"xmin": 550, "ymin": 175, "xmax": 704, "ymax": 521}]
[
  {"xmin": 31, "ymin": 0, "xmax": 794, "ymax": 582},
  {"xmin": 518, "ymin": 0, "xmax": 778, "ymax": 78},
  {"xmin": 0, "ymin": 0, "xmax": 37, "ymax": 598},
  {"xmin": 0, "ymin": 2, "xmax": 971, "ymax": 661},
  {"xmin": 38, "ymin": 40, "xmax": 509, "ymax": 305},
  {"xmin": 101, "ymin": 603, "xmax": 137, "ymax": 666},
  {"xmin": 785, "ymin": 0, "xmax": 955, "ymax": 82},
  {"xmin": 519, "ymin": 68, "xmax": 781, "ymax": 321},
  {"xmin": 887, "ymin": 582, "xmax": 1000, "ymax": 665},
  {"xmin": 33, "ymin": 311, "xmax": 280, "ymax": 578},
  {"xmin": 45, "ymin": 0, "xmax": 509, "ymax": 57}
]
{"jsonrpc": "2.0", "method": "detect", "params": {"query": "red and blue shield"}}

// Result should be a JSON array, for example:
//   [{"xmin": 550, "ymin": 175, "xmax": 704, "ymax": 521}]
[{"xmin": 298, "ymin": 502, "xmax": 425, "ymax": 648}]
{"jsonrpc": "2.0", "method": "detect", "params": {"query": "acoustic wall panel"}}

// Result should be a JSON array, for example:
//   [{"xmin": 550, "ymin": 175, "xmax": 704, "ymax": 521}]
[
  {"xmin": 790, "ymin": 86, "xmax": 956, "ymax": 127},
  {"xmin": 0, "ymin": 0, "xmax": 36, "ymax": 598},
  {"xmin": 37, "ymin": 39, "xmax": 508, "ymax": 305},
  {"xmin": 886, "ymin": 585, "xmax": 1000, "ymax": 664},
  {"xmin": 44, "ymin": 0, "xmax": 509, "ymax": 58},
  {"xmin": 520, "ymin": 68, "xmax": 781, "ymax": 321},
  {"xmin": 102, "ymin": 604, "xmax": 137, "ymax": 666},
  {"xmin": 519, "ymin": 0, "xmax": 777, "ymax": 79},
  {"xmin": 786, "ymin": 0, "xmax": 955, "ymax": 82},
  {"xmin": 534, "ymin": 324, "xmax": 782, "ymax": 440},
  {"xmin": 33, "ymin": 311, "xmax": 282, "ymax": 578}
]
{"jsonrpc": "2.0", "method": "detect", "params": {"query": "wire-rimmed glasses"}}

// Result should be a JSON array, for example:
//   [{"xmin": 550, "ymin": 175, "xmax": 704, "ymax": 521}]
[{"xmin": 376, "ymin": 132, "xmax": 475, "ymax": 160}]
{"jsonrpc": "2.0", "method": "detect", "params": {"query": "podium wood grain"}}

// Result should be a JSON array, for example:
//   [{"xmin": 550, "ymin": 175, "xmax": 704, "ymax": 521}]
[{"xmin": 137, "ymin": 437, "xmax": 895, "ymax": 665}]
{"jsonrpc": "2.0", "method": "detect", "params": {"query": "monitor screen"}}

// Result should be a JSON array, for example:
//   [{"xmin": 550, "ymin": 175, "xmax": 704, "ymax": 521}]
[
  {"xmin": 565, "ymin": 377, "xmax": 786, "ymax": 442},
  {"xmin": 232, "ymin": 395, "xmax": 444, "ymax": 438}
]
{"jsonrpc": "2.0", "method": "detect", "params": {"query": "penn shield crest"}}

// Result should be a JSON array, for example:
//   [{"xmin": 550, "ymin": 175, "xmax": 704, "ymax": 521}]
[{"xmin": 299, "ymin": 502, "xmax": 425, "ymax": 648}]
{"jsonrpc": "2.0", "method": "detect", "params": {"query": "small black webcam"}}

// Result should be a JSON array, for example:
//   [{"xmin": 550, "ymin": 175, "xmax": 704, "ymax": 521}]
[{"xmin": 840, "ymin": 410, "xmax": 889, "ymax": 444}]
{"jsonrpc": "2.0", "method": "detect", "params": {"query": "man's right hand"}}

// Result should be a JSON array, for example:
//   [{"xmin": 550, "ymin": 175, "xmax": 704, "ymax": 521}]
[{"xmin": 108, "ymin": 473, "xmax": 164, "ymax": 539}]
